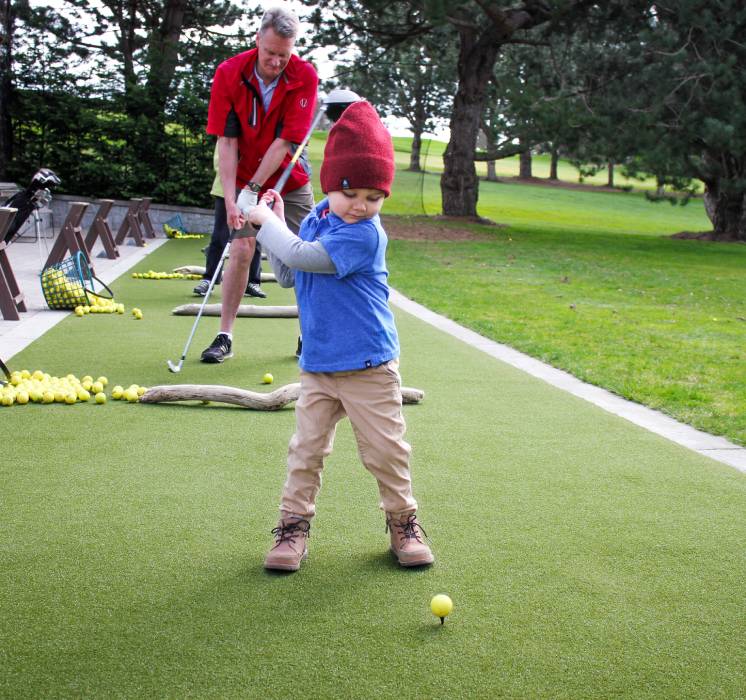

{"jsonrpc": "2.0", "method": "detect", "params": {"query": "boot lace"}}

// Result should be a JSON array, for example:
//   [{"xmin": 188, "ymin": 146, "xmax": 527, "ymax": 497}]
[
  {"xmin": 386, "ymin": 514, "xmax": 428, "ymax": 544},
  {"xmin": 270, "ymin": 519, "xmax": 311, "ymax": 549}
]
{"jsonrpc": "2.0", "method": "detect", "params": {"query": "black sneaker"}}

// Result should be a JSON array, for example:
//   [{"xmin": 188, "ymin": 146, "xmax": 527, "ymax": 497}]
[
  {"xmin": 193, "ymin": 279, "xmax": 210, "ymax": 296},
  {"xmin": 245, "ymin": 283, "xmax": 267, "ymax": 298},
  {"xmin": 295, "ymin": 336, "xmax": 302, "ymax": 359},
  {"xmin": 200, "ymin": 333, "xmax": 233, "ymax": 363}
]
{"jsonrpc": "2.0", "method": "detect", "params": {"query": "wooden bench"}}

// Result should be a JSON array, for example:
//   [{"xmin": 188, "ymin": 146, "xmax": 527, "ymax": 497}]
[
  {"xmin": 84, "ymin": 199, "xmax": 119, "ymax": 259},
  {"xmin": 138, "ymin": 197, "xmax": 157, "ymax": 239},
  {"xmin": 0, "ymin": 208, "xmax": 27, "ymax": 321},
  {"xmin": 43, "ymin": 202, "xmax": 92, "ymax": 271},
  {"xmin": 115, "ymin": 199, "xmax": 146, "ymax": 246}
]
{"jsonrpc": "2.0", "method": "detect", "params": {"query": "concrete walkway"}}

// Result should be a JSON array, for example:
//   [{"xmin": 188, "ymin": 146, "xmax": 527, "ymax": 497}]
[
  {"xmin": 3, "ymin": 228, "xmax": 744, "ymax": 474},
  {"xmin": 390, "ymin": 291, "xmax": 746, "ymax": 474},
  {"xmin": 0, "ymin": 231, "xmax": 167, "ymax": 360}
]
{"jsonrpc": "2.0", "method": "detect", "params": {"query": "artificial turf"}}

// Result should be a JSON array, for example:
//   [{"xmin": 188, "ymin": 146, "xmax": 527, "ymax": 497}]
[{"xmin": 2, "ymin": 238, "xmax": 746, "ymax": 698}]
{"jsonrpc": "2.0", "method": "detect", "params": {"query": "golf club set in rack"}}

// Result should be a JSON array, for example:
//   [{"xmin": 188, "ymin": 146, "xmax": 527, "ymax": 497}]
[
  {"xmin": 167, "ymin": 89, "xmax": 362, "ymax": 373},
  {"xmin": 3, "ymin": 168, "xmax": 61, "ymax": 245}
]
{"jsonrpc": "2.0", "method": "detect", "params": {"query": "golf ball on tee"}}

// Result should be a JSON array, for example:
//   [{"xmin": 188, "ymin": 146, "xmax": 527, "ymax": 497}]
[{"xmin": 430, "ymin": 594, "xmax": 453, "ymax": 622}]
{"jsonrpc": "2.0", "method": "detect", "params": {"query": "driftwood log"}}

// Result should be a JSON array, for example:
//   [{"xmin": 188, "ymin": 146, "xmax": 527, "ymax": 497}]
[
  {"xmin": 141, "ymin": 383, "xmax": 424, "ymax": 410},
  {"xmin": 173, "ymin": 265, "xmax": 275, "ymax": 283},
  {"xmin": 172, "ymin": 303, "xmax": 298, "ymax": 317}
]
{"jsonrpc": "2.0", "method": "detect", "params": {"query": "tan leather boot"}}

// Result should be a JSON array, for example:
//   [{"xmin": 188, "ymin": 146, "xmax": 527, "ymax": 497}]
[
  {"xmin": 264, "ymin": 515, "xmax": 311, "ymax": 571},
  {"xmin": 386, "ymin": 512, "xmax": 434, "ymax": 567}
]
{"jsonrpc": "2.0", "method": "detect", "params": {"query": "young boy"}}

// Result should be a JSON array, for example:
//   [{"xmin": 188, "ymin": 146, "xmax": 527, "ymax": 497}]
[{"xmin": 247, "ymin": 101, "xmax": 433, "ymax": 572}]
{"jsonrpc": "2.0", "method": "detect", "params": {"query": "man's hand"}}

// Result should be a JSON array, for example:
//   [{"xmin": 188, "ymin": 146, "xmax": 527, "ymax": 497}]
[
  {"xmin": 225, "ymin": 199, "xmax": 243, "ymax": 231},
  {"xmin": 237, "ymin": 187, "xmax": 258, "ymax": 216}
]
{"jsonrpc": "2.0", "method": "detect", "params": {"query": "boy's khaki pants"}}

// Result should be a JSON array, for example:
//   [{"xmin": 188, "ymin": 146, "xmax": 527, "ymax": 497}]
[{"xmin": 279, "ymin": 360, "xmax": 418, "ymax": 518}]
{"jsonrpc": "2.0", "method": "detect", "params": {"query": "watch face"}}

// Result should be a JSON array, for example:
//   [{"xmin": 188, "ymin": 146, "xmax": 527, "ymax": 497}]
[{"xmin": 248, "ymin": 182, "xmax": 261, "ymax": 193}]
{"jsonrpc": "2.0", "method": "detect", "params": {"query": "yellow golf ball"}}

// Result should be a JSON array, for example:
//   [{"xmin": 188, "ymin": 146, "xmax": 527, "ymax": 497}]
[
  {"xmin": 430, "ymin": 594, "xmax": 453, "ymax": 623},
  {"xmin": 262, "ymin": 372, "xmax": 274, "ymax": 385}
]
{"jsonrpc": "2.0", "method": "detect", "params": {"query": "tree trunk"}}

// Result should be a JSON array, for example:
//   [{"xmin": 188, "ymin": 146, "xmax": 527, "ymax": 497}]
[
  {"xmin": 486, "ymin": 160, "xmax": 497, "ymax": 181},
  {"xmin": 607, "ymin": 161, "xmax": 614, "ymax": 188},
  {"xmin": 145, "ymin": 0, "xmax": 187, "ymax": 112},
  {"xmin": 703, "ymin": 181, "xmax": 746, "ymax": 242},
  {"xmin": 441, "ymin": 30, "xmax": 500, "ymax": 216},
  {"xmin": 519, "ymin": 148, "xmax": 532, "ymax": 178},
  {"xmin": 440, "ymin": 6, "xmax": 554, "ymax": 217},
  {"xmin": 141, "ymin": 383, "xmax": 425, "ymax": 409},
  {"xmin": 0, "ymin": 0, "xmax": 15, "ymax": 179},
  {"xmin": 408, "ymin": 129, "xmax": 422, "ymax": 172},
  {"xmin": 549, "ymin": 148, "xmax": 559, "ymax": 180},
  {"xmin": 172, "ymin": 303, "xmax": 298, "ymax": 318}
]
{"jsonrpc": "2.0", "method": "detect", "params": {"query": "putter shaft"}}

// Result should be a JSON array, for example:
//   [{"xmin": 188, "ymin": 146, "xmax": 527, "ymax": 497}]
[{"xmin": 166, "ymin": 237, "xmax": 232, "ymax": 371}]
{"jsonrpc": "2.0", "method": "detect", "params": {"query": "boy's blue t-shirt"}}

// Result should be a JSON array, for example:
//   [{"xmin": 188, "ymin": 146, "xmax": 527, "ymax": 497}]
[{"xmin": 295, "ymin": 199, "xmax": 400, "ymax": 372}]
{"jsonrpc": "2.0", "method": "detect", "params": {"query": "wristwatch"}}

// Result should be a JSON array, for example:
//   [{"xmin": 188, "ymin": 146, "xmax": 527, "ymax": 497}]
[{"xmin": 246, "ymin": 181, "xmax": 262, "ymax": 193}]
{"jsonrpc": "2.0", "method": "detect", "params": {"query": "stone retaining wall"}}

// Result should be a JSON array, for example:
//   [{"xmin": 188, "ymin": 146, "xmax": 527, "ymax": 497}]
[{"xmin": 4, "ymin": 187, "xmax": 214, "ymax": 240}]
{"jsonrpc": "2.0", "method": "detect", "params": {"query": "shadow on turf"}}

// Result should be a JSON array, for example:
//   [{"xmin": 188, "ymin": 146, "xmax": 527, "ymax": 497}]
[
  {"xmin": 138, "ymin": 401, "xmax": 295, "ymax": 413},
  {"xmin": 256, "ymin": 549, "xmax": 432, "ymax": 577}
]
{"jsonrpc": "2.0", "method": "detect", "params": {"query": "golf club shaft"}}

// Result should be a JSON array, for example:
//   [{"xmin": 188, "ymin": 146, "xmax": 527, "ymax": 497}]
[
  {"xmin": 0, "ymin": 356, "xmax": 10, "ymax": 385},
  {"xmin": 273, "ymin": 106, "xmax": 326, "ymax": 195},
  {"xmin": 170, "ymin": 238, "xmax": 232, "ymax": 370}
]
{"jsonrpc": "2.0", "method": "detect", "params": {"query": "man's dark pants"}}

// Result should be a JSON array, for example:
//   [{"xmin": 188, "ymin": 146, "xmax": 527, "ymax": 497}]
[{"xmin": 203, "ymin": 196, "xmax": 261, "ymax": 285}]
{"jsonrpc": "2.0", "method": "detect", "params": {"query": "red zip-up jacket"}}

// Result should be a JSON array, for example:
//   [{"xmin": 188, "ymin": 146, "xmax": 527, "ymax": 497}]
[{"xmin": 206, "ymin": 49, "xmax": 318, "ymax": 193}]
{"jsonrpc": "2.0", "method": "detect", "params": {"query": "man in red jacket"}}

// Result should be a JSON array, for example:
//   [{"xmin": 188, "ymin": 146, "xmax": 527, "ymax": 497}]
[{"xmin": 200, "ymin": 6, "xmax": 318, "ymax": 363}]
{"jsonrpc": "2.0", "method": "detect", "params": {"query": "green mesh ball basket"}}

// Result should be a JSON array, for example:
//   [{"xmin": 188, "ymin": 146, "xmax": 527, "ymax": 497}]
[{"xmin": 40, "ymin": 251, "xmax": 113, "ymax": 310}]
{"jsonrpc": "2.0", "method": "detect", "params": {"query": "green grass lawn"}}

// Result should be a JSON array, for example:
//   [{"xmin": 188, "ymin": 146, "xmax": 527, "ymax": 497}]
[
  {"xmin": 387, "ymin": 134, "xmax": 685, "ymax": 190},
  {"xmin": 2, "ymin": 138, "xmax": 745, "ymax": 697},
  {"xmin": 376, "ymin": 171, "xmax": 745, "ymax": 446},
  {"xmin": 2, "ymin": 238, "xmax": 746, "ymax": 698},
  {"xmin": 288, "ymin": 137, "xmax": 739, "ymax": 445},
  {"xmin": 311, "ymin": 134, "xmax": 742, "ymax": 445}
]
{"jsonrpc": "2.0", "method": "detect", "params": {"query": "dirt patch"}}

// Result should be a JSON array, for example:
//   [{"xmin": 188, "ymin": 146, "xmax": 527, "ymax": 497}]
[
  {"xmin": 670, "ymin": 230, "xmax": 744, "ymax": 243},
  {"xmin": 382, "ymin": 215, "xmax": 500, "ymax": 242}
]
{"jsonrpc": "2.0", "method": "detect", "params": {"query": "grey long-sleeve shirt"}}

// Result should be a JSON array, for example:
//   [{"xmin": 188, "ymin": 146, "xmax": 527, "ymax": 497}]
[{"xmin": 256, "ymin": 215, "xmax": 336, "ymax": 287}]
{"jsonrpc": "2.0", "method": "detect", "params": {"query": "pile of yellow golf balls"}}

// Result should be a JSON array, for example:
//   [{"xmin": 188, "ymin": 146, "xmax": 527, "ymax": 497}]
[
  {"xmin": 74, "ymin": 295, "xmax": 125, "ymax": 316},
  {"xmin": 41, "ymin": 267, "xmax": 88, "ymax": 309},
  {"xmin": 1, "ymin": 370, "xmax": 109, "ymax": 406},
  {"xmin": 131, "ymin": 270, "xmax": 202, "ymax": 280},
  {"xmin": 163, "ymin": 223, "xmax": 206, "ymax": 239},
  {"xmin": 1, "ymin": 370, "xmax": 148, "ymax": 407},
  {"xmin": 110, "ymin": 384, "xmax": 147, "ymax": 402}
]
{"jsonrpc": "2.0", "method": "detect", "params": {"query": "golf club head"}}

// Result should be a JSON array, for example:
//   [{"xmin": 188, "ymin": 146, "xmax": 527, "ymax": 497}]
[
  {"xmin": 0, "ymin": 357, "xmax": 10, "ymax": 385},
  {"xmin": 166, "ymin": 360, "xmax": 182, "ymax": 373},
  {"xmin": 323, "ymin": 88, "xmax": 362, "ymax": 123},
  {"xmin": 30, "ymin": 168, "xmax": 61, "ymax": 189}
]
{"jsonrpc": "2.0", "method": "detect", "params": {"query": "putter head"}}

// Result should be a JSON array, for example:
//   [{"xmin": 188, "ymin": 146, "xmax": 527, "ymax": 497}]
[
  {"xmin": 323, "ymin": 88, "xmax": 362, "ymax": 123},
  {"xmin": 167, "ymin": 360, "xmax": 182, "ymax": 373}
]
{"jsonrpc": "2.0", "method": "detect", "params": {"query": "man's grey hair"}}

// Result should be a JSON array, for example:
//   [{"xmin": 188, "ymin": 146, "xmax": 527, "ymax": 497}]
[{"xmin": 260, "ymin": 7, "xmax": 300, "ymax": 39}]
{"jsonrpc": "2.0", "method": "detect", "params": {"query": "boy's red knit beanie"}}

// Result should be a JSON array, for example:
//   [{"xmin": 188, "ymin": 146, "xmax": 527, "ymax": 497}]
[{"xmin": 320, "ymin": 101, "xmax": 395, "ymax": 197}]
